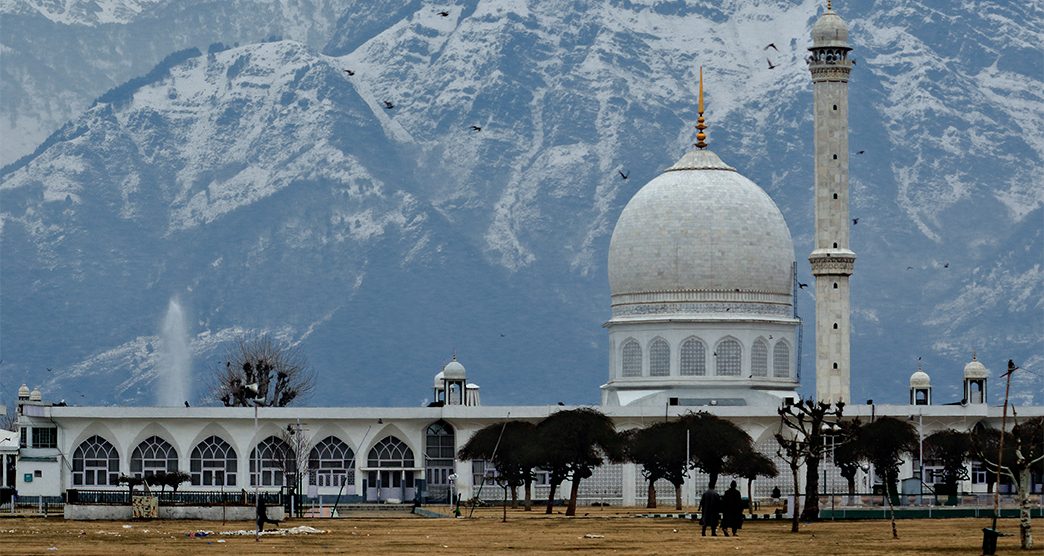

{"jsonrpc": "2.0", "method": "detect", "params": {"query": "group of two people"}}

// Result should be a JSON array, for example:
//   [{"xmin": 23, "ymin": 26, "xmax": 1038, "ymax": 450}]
[{"xmin": 697, "ymin": 481, "xmax": 744, "ymax": 537}]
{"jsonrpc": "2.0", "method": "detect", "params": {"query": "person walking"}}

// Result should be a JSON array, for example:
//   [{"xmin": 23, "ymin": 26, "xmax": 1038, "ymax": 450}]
[
  {"xmin": 722, "ymin": 480, "xmax": 744, "ymax": 536},
  {"xmin": 255, "ymin": 497, "xmax": 281, "ymax": 541},
  {"xmin": 698, "ymin": 486, "xmax": 722, "ymax": 537}
]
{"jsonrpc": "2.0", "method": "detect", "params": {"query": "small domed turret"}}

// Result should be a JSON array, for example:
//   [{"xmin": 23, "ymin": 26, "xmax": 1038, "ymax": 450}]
[
  {"xmin": 442, "ymin": 356, "xmax": 466, "ymax": 380},
  {"xmin": 29, "ymin": 386, "xmax": 42, "ymax": 402},
  {"xmin": 909, "ymin": 370, "xmax": 931, "ymax": 388},
  {"xmin": 964, "ymin": 353, "xmax": 989, "ymax": 379},
  {"xmin": 18, "ymin": 384, "xmax": 30, "ymax": 400},
  {"xmin": 963, "ymin": 352, "xmax": 988, "ymax": 404}
]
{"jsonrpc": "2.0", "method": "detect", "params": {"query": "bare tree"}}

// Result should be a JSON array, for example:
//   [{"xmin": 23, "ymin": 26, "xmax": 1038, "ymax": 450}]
[
  {"xmin": 973, "ymin": 415, "xmax": 1044, "ymax": 549},
  {"xmin": 774, "ymin": 398, "xmax": 845, "ymax": 522},
  {"xmin": 214, "ymin": 334, "xmax": 315, "ymax": 407}
]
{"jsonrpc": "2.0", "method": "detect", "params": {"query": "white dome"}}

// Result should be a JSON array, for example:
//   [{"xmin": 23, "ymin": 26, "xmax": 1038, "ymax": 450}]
[
  {"xmin": 909, "ymin": 370, "xmax": 931, "ymax": 388},
  {"xmin": 811, "ymin": 11, "xmax": 849, "ymax": 48},
  {"xmin": 433, "ymin": 371, "xmax": 445, "ymax": 388},
  {"xmin": 608, "ymin": 149, "xmax": 794, "ymax": 318},
  {"xmin": 964, "ymin": 354, "xmax": 989, "ymax": 379},
  {"xmin": 442, "ymin": 357, "xmax": 466, "ymax": 380},
  {"xmin": 29, "ymin": 387, "xmax": 42, "ymax": 402},
  {"xmin": 18, "ymin": 384, "xmax": 30, "ymax": 399}
]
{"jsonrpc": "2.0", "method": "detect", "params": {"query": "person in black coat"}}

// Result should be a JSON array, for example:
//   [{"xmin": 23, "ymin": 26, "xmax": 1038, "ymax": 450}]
[
  {"xmin": 722, "ymin": 480, "xmax": 744, "ymax": 536},
  {"xmin": 255, "ymin": 497, "xmax": 281, "ymax": 540},
  {"xmin": 698, "ymin": 486, "xmax": 722, "ymax": 537}
]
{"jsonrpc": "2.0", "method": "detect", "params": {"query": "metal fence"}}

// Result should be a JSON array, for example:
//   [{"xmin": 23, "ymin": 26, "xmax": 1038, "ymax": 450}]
[{"xmin": 66, "ymin": 489, "xmax": 282, "ymax": 506}]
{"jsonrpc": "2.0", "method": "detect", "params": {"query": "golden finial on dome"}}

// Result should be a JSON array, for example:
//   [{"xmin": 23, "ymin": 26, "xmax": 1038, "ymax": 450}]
[
  {"xmin": 695, "ymin": 66, "xmax": 708, "ymax": 149},
  {"xmin": 827, "ymin": 0, "xmax": 833, "ymax": 11}
]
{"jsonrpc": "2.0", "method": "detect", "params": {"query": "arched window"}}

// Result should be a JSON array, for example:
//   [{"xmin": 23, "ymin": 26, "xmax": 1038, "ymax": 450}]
[
  {"xmin": 773, "ymin": 341, "xmax": 791, "ymax": 378},
  {"xmin": 191, "ymin": 436, "xmax": 237, "ymax": 486},
  {"xmin": 309, "ymin": 436, "xmax": 354, "ymax": 488},
  {"xmin": 73, "ymin": 435, "xmax": 119, "ymax": 486},
  {"xmin": 131, "ymin": 436, "xmax": 177, "ymax": 479},
  {"xmin": 368, "ymin": 436, "xmax": 415, "ymax": 468},
  {"xmin": 251, "ymin": 436, "xmax": 294, "ymax": 487},
  {"xmin": 715, "ymin": 338, "xmax": 742, "ymax": 376},
  {"xmin": 751, "ymin": 339, "xmax": 769, "ymax": 377},
  {"xmin": 622, "ymin": 339, "xmax": 642, "ymax": 377},
  {"xmin": 680, "ymin": 337, "xmax": 706, "ymax": 376},
  {"xmin": 649, "ymin": 338, "xmax": 670, "ymax": 376},
  {"xmin": 425, "ymin": 421, "xmax": 455, "ymax": 487}
]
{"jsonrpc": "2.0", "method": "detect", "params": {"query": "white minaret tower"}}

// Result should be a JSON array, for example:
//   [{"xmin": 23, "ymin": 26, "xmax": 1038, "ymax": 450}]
[{"xmin": 809, "ymin": 1, "xmax": 855, "ymax": 403}]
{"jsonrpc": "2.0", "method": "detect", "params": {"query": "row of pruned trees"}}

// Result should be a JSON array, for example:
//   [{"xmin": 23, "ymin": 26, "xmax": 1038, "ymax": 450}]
[
  {"xmin": 457, "ymin": 408, "xmax": 779, "ymax": 517},
  {"xmin": 776, "ymin": 398, "xmax": 1043, "ymax": 549}
]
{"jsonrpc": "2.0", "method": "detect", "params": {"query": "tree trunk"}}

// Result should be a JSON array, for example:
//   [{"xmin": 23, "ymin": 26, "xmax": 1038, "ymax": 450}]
[
  {"xmin": 647, "ymin": 480, "xmax": 657, "ymax": 509},
  {"xmin": 708, "ymin": 471, "xmax": 719, "ymax": 490},
  {"xmin": 566, "ymin": 478, "xmax": 580, "ymax": 517},
  {"xmin": 885, "ymin": 472, "xmax": 899, "ymax": 539},
  {"xmin": 790, "ymin": 466, "xmax": 801, "ymax": 533},
  {"xmin": 747, "ymin": 478, "xmax": 755, "ymax": 516},
  {"xmin": 524, "ymin": 478, "xmax": 532, "ymax": 511},
  {"xmin": 673, "ymin": 482, "xmax": 683, "ymax": 511},
  {"xmin": 801, "ymin": 454, "xmax": 821, "ymax": 521},
  {"xmin": 511, "ymin": 485, "xmax": 518, "ymax": 509},
  {"xmin": 1019, "ymin": 467, "xmax": 1033, "ymax": 549},
  {"xmin": 545, "ymin": 480, "xmax": 558, "ymax": 514}
]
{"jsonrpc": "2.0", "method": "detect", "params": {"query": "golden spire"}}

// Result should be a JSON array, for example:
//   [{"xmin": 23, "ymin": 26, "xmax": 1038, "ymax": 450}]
[
  {"xmin": 695, "ymin": 66, "xmax": 708, "ymax": 149},
  {"xmin": 827, "ymin": 0, "xmax": 832, "ymax": 11}
]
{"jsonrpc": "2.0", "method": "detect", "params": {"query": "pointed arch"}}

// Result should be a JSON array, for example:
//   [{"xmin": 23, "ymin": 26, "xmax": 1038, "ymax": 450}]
[
  {"xmin": 680, "ymin": 336, "xmax": 707, "ymax": 376},
  {"xmin": 773, "ymin": 340, "xmax": 791, "ymax": 378},
  {"xmin": 251, "ymin": 436, "xmax": 294, "ymax": 487},
  {"xmin": 190, "ymin": 435, "xmax": 238, "ymax": 487},
  {"xmin": 621, "ymin": 338, "xmax": 642, "ymax": 377},
  {"xmin": 368, "ymin": 435, "xmax": 415, "ymax": 468},
  {"xmin": 131, "ymin": 435, "xmax": 178, "ymax": 479},
  {"xmin": 309, "ymin": 436, "xmax": 355, "ymax": 488},
  {"xmin": 73, "ymin": 435, "xmax": 119, "ymax": 486},
  {"xmin": 751, "ymin": 337, "xmax": 769, "ymax": 377},
  {"xmin": 715, "ymin": 337, "xmax": 743, "ymax": 376},
  {"xmin": 649, "ymin": 337, "xmax": 671, "ymax": 376}
]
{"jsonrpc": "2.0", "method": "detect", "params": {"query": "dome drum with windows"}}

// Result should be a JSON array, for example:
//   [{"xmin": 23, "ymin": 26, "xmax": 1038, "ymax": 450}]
[{"xmin": 602, "ymin": 68, "xmax": 799, "ymax": 408}]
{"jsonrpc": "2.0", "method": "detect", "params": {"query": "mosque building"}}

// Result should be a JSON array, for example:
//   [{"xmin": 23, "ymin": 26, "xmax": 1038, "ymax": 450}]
[{"xmin": 7, "ymin": 3, "xmax": 1042, "ymax": 510}]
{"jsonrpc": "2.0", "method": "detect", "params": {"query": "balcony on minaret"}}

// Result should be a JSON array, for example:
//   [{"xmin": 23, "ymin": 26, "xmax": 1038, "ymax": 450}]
[{"xmin": 808, "ymin": 247, "xmax": 855, "ymax": 276}]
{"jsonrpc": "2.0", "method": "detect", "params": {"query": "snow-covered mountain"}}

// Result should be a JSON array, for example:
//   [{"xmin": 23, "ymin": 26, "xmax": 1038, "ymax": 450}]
[
  {"xmin": 2, "ymin": 0, "xmax": 1041, "ymax": 407},
  {"xmin": 0, "ymin": 0, "xmax": 347, "ymax": 166}
]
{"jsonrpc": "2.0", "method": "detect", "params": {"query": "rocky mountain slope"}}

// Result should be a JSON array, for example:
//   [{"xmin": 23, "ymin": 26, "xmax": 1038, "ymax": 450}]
[{"xmin": 1, "ymin": 0, "xmax": 1041, "ymax": 407}]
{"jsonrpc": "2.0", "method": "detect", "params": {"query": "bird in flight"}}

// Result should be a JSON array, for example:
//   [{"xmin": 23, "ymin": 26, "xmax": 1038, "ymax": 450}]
[
  {"xmin": 469, "ymin": 125, "xmax": 482, "ymax": 131},
  {"xmin": 943, "ymin": 262, "xmax": 949, "ymax": 268},
  {"xmin": 798, "ymin": 282, "xmax": 809, "ymax": 289},
  {"xmin": 618, "ymin": 170, "xmax": 629, "ymax": 180},
  {"xmin": 383, "ymin": 100, "xmax": 395, "ymax": 109},
  {"xmin": 856, "ymin": 150, "xmax": 865, "ymax": 154},
  {"xmin": 765, "ymin": 43, "xmax": 778, "ymax": 51},
  {"xmin": 852, "ymin": 217, "xmax": 859, "ymax": 225},
  {"xmin": 184, "ymin": 401, "xmax": 190, "ymax": 408},
  {"xmin": 438, "ymin": 10, "xmax": 449, "ymax": 16},
  {"xmin": 47, "ymin": 367, "xmax": 53, "ymax": 372},
  {"xmin": 767, "ymin": 58, "xmax": 777, "ymax": 69},
  {"xmin": 343, "ymin": 69, "xmax": 355, "ymax": 76},
  {"xmin": 906, "ymin": 266, "xmax": 914, "ymax": 270}
]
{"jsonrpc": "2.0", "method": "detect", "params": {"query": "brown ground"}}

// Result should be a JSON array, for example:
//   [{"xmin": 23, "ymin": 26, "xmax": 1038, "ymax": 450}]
[{"xmin": 0, "ymin": 508, "xmax": 1039, "ymax": 555}]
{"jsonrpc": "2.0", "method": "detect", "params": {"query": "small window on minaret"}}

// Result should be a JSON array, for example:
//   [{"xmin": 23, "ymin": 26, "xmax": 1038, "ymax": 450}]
[
  {"xmin": 833, "ymin": 242, "xmax": 838, "ymax": 248},
  {"xmin": 833, "ymin": 362, "xmax": 838, "ymax": 369},
  {"xmin": 833, "ymin": 193, "xmax": 838, "ymax": 199},
  {"xmin": 833, "ymin": 283, "xmax": 838, "ymax": 289},
  {"xmin": 833, "ymin": 323, "xmax": 838, "ymax": 329},
  {"xmin": 832, "ymin": 154, "xmax": 838, "ymax": 160},
  {"xmin": 833, "ymin": 105, "xmax": 837, "ymax": 110}
]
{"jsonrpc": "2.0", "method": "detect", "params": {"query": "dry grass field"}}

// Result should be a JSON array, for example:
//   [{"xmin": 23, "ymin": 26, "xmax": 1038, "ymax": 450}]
[{"xmin": 0, "ymin": 508, "xmax": 1040, "ymax": 555}]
